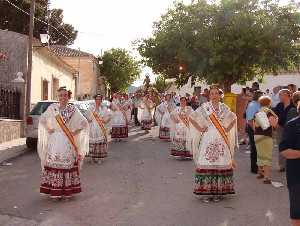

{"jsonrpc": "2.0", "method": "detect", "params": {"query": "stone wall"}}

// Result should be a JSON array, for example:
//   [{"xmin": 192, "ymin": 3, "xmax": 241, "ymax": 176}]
[
  {"xmin": 0, "ymin": 30, "xmax": 27, "ymax": 119},
  {"xmin": 0, "ymin": 119, "xmax": 24, "ymax": 144}
]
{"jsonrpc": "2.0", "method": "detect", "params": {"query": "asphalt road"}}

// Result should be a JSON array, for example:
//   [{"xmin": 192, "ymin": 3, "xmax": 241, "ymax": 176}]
[{"xmin": 0, "ymin": 126, "xmax": 291, "ymax": 226}]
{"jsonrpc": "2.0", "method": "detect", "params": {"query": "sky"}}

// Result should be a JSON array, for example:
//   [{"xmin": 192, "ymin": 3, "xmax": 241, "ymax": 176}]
[
  {"xmin": 51, "ymin": 0, "xmax": 193, "ymax": 86},
  {"xmin": 51, "ymin": 0, "xmax": 295, "ymax": 86}
]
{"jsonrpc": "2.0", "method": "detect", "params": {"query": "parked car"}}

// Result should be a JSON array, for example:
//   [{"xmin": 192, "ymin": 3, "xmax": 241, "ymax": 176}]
[{"xmin": 25, "ymin": 100, "xmax": 93, "ymax": 149}]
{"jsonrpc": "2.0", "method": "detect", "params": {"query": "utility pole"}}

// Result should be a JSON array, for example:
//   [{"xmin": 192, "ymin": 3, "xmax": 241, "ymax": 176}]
[
  {"xmin": 46, "ymin": 0, "xmax": 51, "ymax": 48},
  {"xmin": 77, "ymin": 47, "xmax": 81, "ymax": 100},
  {"xmin": 25, "ymin": 0, "xmax": 35, "ymax": 118}
]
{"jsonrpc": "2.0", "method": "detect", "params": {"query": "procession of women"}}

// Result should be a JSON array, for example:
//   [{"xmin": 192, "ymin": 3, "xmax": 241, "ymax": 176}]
[{"xmin": 37, "ymin": 85, "xmax": 240, "ymax": 203}]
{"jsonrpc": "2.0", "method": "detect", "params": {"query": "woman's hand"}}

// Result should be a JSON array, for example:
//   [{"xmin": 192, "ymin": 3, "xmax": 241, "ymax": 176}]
[
  {"xmin": 47, "ymin": 128, "xmax": 55, "ymax": 134},
  {"xmin": 225, "ymin": 119, "xmax": 236, "ymax": 133},
  {"xmin": 269, "ymin": 116, "xmax": 278, "ymax": 128},
  {"xmin": 174, "ymin": 118, "xmax": 180, "ymax": 124},
  {"xmin": 72, "ymin": 129, "xmax": 81, "ymax": 136},
  {"xmin": 77, "ymin": 155, "xmax": 83, "ymax": 162},
  {"xmin": 231, "ymin": 160, "xmax": 237, "ymax": 169},
  {"xmin": 199, "ymin": 126, "xmax": 208, "ymax": 133}
]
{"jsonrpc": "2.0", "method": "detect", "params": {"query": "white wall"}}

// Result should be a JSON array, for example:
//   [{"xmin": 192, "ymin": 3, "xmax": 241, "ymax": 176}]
[
  {"xmin": 231, "ymin": 73, "xmax": 300, "ymax": 94},
  {"xmin": 177, "ymin": 73, "xmax": 300, "ymax": 95},
  {"xmin": 31, "ymin": 50, "xmax": 75, "ymax": 104}
]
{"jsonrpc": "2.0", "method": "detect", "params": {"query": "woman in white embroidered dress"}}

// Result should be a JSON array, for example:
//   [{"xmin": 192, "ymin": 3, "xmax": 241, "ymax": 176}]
[
  {"xmin": 170, "ymin": 97, "xmax": 194, "ymax": 159},
  {"xmin": 123, "ymin": 93, "xmax": 132, "ymax": 125},
  {"xmin": 110, "ymin": 93, "xmax": 128, "ymax": 141},
  {"xmin": 139, "ymin": 94, "xmax": 155, "ymax": 131},
  {"xmin": 38, "ymin": 87, "xmax": 89, "ymax": 199},
  {"xmin": 86, "ymin": 94, "xmax": 111, "ymax": 163},
  {"xmin": 189, "ymin": 85, "xmax": 238, "ymax": 203},
  {"xmin": 157, "ymin": 94, "xmax": 176, "ymax": 140}
]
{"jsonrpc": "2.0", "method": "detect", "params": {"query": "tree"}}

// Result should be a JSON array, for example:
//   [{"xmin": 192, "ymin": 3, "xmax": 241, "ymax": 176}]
[
  {"xmin": 153, "ymin": 75, "xmax": 168, "ymax": 93},
  {"xmin": 0, "ymin": 0, "xmax": 77, "ymax": 46},
  {"xmin": 137, "ymin": 0, "xmax": 300, "ymax": 91},
  {"xmin": 99, "ymin": 48, "xmax": 141, "ymax": 93}
]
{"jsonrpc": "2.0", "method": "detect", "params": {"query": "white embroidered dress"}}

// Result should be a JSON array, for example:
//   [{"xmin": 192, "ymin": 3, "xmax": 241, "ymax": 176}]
[
  {"xmin": 169, "ymin": 106, "xmax": 194, "ymax": 158},
  {"xmin": 87, "ymin": 104, "xmax": 111, "ymax": 144},
  {"xmin": 111, "ymin": 100, "xmax": 127, "ymax": 127},
  {"xmin": 38, "ymin": 103, "xmax": 89, "ymax": 170},
  {"xmin": 38, "ymin": 103, "xmax": 89, "ymax": 197},
  {"xmin": 189, "ymin": 101, "xmax": 238, "ymax": 195}
]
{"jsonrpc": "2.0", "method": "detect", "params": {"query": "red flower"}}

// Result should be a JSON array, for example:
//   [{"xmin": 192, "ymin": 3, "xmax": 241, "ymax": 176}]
[{"xmin": 0, "ymin": 52, "xmax": 8, "ymax": 60}]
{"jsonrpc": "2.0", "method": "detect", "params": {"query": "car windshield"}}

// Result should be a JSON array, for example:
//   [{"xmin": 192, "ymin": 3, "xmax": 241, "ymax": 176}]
[{"xmin": 30, "ymin": 102, "xmax": 56, "ymax": 115}]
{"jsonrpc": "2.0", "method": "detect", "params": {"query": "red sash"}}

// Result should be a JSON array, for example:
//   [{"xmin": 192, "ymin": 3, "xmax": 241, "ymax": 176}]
[
  {"xmin": 179, "ymin": 113, "xmax": 190, "ymax": 128},
  {"xmin": 92, "ymin": 111, "xmax": 108, "ymax": 141},
  {"xmin": 55, "ymin": 114, "xmax": 79, "ymax": 157}
]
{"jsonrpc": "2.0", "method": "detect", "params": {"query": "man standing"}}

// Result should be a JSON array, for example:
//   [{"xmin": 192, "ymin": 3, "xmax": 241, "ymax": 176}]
[
  {"xmin": 194, "ymin": 86, "xmax": 208, "ymax": 107},
  {"xmin": 132, "ymin": 93, "xmax": 141, "ymax": 126},
  {"xmin": 246, "ymin": 90, "xmax": 263, "ymax": 174},
  {"xmin": 288, "ymin": 84, "xmax": 297, "ymax": 94},
  {"xmin": 252, "ymin": 82, "xmax": 260, "ymax": 92},
  {"xmin": 279, "ymin": 92, "xmax": 300, "ymax": 226},
  {"xmin": 273, "ymin": 89, "xmax": 295, "ymax": 172}
]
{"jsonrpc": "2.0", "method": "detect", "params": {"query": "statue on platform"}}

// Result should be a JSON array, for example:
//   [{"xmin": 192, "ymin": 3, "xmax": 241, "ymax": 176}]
[{"xmin": 143, "ymin": 74, "xmax": 151, "ymax": 91}]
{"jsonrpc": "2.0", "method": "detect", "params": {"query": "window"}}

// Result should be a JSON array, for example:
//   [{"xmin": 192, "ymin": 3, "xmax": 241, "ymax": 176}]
[
  {"xmin": 52, "ymin": 77, "xmax": 59, "ymax": 100},
  {"xmin": 42, "ymin": 80, "xmax": 49, "ymax": 100}
]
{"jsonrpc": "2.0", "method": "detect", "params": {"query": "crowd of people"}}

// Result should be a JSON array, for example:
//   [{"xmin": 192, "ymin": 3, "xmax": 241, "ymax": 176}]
[
  {"xmin": 236, "ymin": 82, "xmax": 300, "ymax": 226},
  {"xmin": 37, "ymin": 82, "xmax": 300, "ymax": 225}
]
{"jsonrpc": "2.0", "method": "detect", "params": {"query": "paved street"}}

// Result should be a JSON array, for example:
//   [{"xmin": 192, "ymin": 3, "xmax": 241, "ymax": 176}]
[{"xmin": 0, "ymin": 126, "xmax": 290, "ymax": 226}]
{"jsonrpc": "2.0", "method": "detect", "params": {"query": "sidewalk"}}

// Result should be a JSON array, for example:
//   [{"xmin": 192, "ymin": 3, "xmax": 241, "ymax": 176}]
[{"xmin": 0, "ymin": 138, "xmax": 27, "ymax": 163}]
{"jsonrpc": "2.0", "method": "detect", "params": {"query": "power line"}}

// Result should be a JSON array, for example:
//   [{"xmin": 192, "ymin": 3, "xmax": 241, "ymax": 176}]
[{"xmin": 4, "ymin": 0, "xmax": 73, "ymax": 42}]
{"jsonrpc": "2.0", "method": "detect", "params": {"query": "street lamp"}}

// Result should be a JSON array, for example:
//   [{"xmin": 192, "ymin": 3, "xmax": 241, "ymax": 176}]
[
  {"xmin": 25, "ymin": 0, "xmax": 36, "ymax": 118},
  {"xmin": 40, "ymin": 33, "xmax": 50, "ymax": 46},
  {"xmin": 12, "ymin": 72, "xmax": 25, "ymax": 84}
]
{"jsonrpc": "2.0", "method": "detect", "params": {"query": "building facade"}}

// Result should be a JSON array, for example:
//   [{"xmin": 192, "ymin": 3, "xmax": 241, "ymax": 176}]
[
  {"xmin": 31, "ymin": 47, "xmax": 76, "ymax": 103},
  {"xmin": 0, "ymin": 29, "xmax": 77, "ymax": 119},
  {"xmin": 50, "ymin": 45, "xmax": 106, "ymax": 99}
]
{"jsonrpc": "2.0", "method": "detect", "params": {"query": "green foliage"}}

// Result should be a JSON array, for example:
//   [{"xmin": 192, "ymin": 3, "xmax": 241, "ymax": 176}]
[
  {"xmin": 154, "ymin": 75, "xmax": 168, "ymax": 93},
  {"xmin": 0, "ymin": 0, "xmax": 77, "ymax": 46},
  {"xmin": 99, "ymin": 48, "xmax": 141, "ymax": 93},
  {"xmin": 137, "ymin": 0, "xmax": 300, "ymax": 91}
]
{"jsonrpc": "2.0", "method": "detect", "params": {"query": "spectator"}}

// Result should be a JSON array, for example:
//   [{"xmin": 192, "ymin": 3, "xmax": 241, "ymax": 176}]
[
  {"xmin": 236, "ymin": 88, "xmax": 250, "ymax": 145},
  {"xmin": 288, "ymin": 84, "xmax": 297, "ymax": 94},
  {"xmin": 203, "ymin": 88, "xmax": 209, "ymax": 101},
  {"xmin": 246, "ymin": 90, "xmax": 263, "ymax": 174},
  {"xmin": 132, "ymin": 93, "xmax": 141, "ymax": 126},
  {"xmin": 279, "ymin": 92, "xmax": 300, "ymax": 226},
  {"xmin": 254, "ymin": 96, "xmax": 278, "ymax": 184},
  {"xmin": 185, "ymin": 93, "xmax": 192, "ymax": 106},
  {"xmin": 273, "ymin": 89, "xmax": 295, "ymax": 172},
  {"xmin": 190, "ymin": 95, "xmax": 199, "ymax": 110},
  {"xmin": 252, "ymin": 82, "xmax": 260, "ymax": 92},
  {"xmin": 286, "ymin": 91, "xmax": 300, "ymax": 122},
  {"xmin": 271, "ymin": 86, "xmax": 281, "ymax": 108}
]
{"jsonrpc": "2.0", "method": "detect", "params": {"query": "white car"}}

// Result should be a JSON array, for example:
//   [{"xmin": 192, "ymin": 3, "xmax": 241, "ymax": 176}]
[{"xmin": 25, "ymin": 100, "xmax": 93, "ymax": 149}]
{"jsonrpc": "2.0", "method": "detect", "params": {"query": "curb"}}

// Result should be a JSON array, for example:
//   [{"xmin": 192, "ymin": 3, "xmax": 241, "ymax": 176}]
[{"xmin": 0, "ymin": 138, "xmax": 28, "ymax": 164}]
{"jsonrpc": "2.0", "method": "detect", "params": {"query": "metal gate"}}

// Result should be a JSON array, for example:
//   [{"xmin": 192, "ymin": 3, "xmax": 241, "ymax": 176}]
[{"xmin": 0, "ymin": 86, "xmax": 21, "ymax": 119}]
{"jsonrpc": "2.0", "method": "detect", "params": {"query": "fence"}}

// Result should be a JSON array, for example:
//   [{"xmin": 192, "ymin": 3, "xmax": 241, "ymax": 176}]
[{"xmin": 0, "ymin": 86, "xmax": 20, "ymax": 119}]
